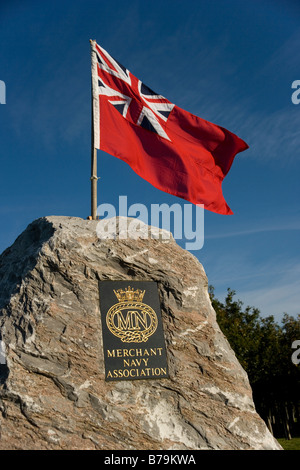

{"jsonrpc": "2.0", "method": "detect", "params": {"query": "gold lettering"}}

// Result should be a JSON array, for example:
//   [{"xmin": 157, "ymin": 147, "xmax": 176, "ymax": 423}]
[
  {"xmin": 116, "ymin": 311, "xmax": 132, "ymax": 330},
  {"xmin": 123, "ymin": 358, "xmax": 143, "ymax": 367},
  {"xmin": 115, "ymin": 310, "xmax": 150, "ymax": 331},
  {"xmin": 133, "ymin": 310, "xmax": 148, "ymax": 329},
  {"xmin": 108, "ymin": 365, "xmax": 167, "ymax": 380},
  {"xmin": 107, "ymin": 347, "xmax": 164, "ymax": 359}
]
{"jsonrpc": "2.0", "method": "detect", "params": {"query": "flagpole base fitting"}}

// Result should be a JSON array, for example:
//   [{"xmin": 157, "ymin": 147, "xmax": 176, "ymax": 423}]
[{"xmin": 87, "ymin": 215, "xmax": 100, "ymax": 220}]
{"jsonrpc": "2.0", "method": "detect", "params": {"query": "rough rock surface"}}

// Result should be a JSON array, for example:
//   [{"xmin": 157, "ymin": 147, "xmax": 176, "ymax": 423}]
[{"xmin": 0, "ymin": 216, "xmax": 281, "ymax": 450}]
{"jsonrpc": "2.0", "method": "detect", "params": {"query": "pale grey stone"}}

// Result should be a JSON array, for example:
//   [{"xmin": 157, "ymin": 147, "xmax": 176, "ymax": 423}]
[{"xmin": 0, "ymin": 216, "xmax": 282, "ymax": 450}]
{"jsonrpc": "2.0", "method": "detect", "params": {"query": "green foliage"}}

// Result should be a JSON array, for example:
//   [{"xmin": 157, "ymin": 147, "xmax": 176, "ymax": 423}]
[{"xmin": 209, "ymin": 286, "xmax": 300, "ymax": 438}]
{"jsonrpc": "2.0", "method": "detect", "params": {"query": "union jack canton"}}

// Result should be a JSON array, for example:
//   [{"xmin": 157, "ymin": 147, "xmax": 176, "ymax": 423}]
[{"xmin": 92, "ymin": 42, "xmax": 175, "ymax": 146}]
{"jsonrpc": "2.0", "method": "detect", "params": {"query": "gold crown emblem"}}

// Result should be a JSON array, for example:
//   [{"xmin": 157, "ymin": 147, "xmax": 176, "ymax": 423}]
[{"xmin": 113, "ymin": 286, "xmax": 145, "ymax": 303}]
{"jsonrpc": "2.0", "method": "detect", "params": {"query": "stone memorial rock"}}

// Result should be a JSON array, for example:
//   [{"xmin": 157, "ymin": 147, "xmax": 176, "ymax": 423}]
[{"xmin": 0, "ymin": 216, "xmax": 281, "ymax": 450}]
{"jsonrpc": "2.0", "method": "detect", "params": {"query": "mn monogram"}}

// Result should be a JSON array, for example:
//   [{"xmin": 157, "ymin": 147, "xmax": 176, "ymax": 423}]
[
  {"xmin": 99, "ymin": 281, "xmax": 169, "ymax": 381},
  {"xmin": 106, "ymin": 287, "xmax": 158, "ymax": 343}
]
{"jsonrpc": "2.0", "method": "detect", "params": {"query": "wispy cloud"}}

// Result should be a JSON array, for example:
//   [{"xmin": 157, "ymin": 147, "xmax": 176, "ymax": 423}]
[
  {"xmin": 237, "ymin": 279, "xmax": 300, "ymax": 321},
  {"xmin": 177, "ymin": 29, "xmax": 300, "ymax": 167},
  {"xmin": 191, "ymin": 94, "xmax": 300, "ymax": 168},
  {"xmin": 237, "ymin": 107, "xmax": 300, "ymax": 165},
  {"xmin": 206, "ymin": 255, "xmax": 300, "ymax": 321},
  {"xmin": 206, "ymin": 218, "xmax": 300, "ymax": 240},
  {"xmin": 259, "ymin": 28, "xmax": 300, "ymax": 78}
]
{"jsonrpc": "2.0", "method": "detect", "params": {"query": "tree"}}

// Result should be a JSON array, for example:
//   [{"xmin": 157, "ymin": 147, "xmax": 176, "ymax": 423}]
[{"xmin": 209, "ymin": 286, "xmax": 300, "ymax": 438}]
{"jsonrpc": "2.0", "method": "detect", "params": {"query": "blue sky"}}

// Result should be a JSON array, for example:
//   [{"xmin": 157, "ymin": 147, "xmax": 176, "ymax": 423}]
[{"xmin": 0, "ymin": 0, "xmax": 299, "ymax": 321}]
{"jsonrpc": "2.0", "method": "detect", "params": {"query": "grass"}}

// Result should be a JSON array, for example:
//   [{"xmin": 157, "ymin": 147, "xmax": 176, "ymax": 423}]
[{"xmin": 277, "ymin": 437, "xmax": 300, "ymax": 450}]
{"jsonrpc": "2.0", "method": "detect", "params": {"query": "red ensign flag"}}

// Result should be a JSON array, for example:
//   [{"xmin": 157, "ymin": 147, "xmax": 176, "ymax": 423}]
[{"xmin": 90, "ymin": 40, "xmax": 248, "ymax": 215}]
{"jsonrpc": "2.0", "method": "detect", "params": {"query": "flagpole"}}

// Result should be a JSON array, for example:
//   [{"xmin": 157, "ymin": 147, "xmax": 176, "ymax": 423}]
[
  {"xmin": 90, "ymin": 39, "xmax": 98, "ymax": 220},
  {"xmin": 91, "ymin": 146, "xmax": 97, "ymax": 220}
]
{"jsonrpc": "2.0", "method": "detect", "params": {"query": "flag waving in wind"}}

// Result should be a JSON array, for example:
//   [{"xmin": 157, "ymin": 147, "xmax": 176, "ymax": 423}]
[{"xmin": 90, "ymin": 40, "xmax": 248, "ymax": 215}]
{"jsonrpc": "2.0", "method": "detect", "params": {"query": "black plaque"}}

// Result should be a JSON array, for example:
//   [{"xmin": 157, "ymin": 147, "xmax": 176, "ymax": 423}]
[{"xmin": 99, "ymin": 281, "xmax": 169, "ymax": 381}]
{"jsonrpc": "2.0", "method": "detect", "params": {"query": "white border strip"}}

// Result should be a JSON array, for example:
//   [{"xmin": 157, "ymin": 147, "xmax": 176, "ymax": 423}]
[{"xmin": 90, "ymin": 39, "xmax": 100, "ymax": 149}]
